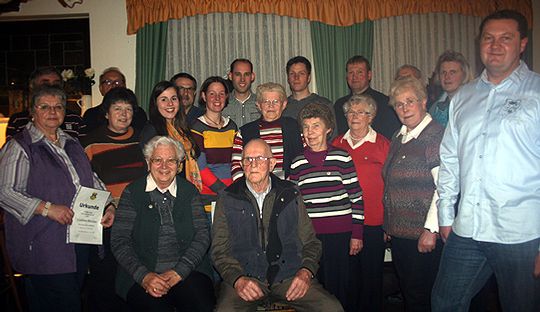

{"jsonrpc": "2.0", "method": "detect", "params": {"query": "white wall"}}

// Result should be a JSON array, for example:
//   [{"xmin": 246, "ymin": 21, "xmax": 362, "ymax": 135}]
[{"xmin": 1, "ymin": 0, "xmax": 136, "ymax": 107}]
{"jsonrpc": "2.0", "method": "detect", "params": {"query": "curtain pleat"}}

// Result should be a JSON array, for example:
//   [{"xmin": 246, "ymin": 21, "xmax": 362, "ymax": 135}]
[
  {"xmin": 166, "ymin": 13, "xmax": 315, "ymax": 96},
  {"xmin": 135, "ymin": 22, "xmax": 168, "ymax": 113},
  {"xmin": 371, "ymin": 13, "xmax": 482, "ymax": 95},
  {"xmin": 310, "ymin": 21, "xmax": 373, "ymax": 102}
]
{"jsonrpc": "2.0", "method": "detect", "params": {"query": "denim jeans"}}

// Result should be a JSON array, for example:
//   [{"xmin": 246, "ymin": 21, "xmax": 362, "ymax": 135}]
[{"xmin": 432, "ymin": 232, "xmax": 540, "ymax": 312}]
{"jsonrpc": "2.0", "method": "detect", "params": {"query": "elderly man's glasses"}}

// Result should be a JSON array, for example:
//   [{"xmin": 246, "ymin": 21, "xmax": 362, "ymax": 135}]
[
  {"xmin": 346, "ymin": 111, "xmax": 371, "ymax": 117},
  {"xmin": 36, "ymin": 104, "xmax": 65, "ymax": 112},
  {"xmin": 101, "ymin": 80, "xmax": 124, "ymax": 87},
  {"xmin": 241, "ymin": 156, "xmax": 272, "ymax": 166},
  {"xmin": 394, "ymin": 98, "xmax": 419, "ymax": 110},
  {"xmin": 178, "ymin": 86, "xmax": 196, "ymax": 93},
  {"xmin": 150, "ymin": 158, "xmax": 180, "ymax": 166}
]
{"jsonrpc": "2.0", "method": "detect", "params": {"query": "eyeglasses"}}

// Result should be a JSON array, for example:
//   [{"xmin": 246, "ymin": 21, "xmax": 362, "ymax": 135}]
[
  {"xmin": 101, "ymin": 79, "xmax": 124, "ymax": 87},
  {"xmin": 260, "ymin": 99, "xmax": 282, "ymax": 107},
  {"xmin": 150, "ymin": 158, "xmax": 180, "ymax": 166},
  {"xmin": 394, "ymin": 98, "xmax": 419, "ymax": 110},
  {"xmin": 346, "ymin": 111, "xmax": 371, "ymax": 117},
  {"xmin": 178, "ymin": 86, "xmax": 196, "ymax": 93},
  {"xmin": 241, "ymin": 156, "xmax": 272, "ymax": 166},
  {"xmin": 36, "ymin": 104, "xmax": 65, "ymax": 112}
]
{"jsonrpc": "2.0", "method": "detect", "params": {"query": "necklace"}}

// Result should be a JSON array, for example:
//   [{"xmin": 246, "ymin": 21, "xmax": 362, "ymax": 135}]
[
  {"xmin": 204, "ymin": 114, "xmax": 223, "ymax": 128},
  {"xmin": 48, "ymin": 135, "xmax": 60, "ymax": 146}
]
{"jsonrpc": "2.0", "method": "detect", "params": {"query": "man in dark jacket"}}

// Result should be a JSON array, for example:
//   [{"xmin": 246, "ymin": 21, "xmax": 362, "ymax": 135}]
[
  {"xmin": 334, "ymin": 55, "xmax": 400, "ymax": 139},
  {"xmin": 212, "ymin": 139, "xmax": 343, "ymax": 311}
]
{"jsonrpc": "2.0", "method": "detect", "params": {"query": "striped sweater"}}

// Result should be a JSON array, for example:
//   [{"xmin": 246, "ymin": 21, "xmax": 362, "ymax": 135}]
[
  {"xmin": 81, "ymin": 126, "xmax": 147, "ymax": 202},
  {"xmin": 191, "ymin": 116, "xmax": 237, "ymax": 200},
  {"xmin": 231, "ymin": 119, "xmax": 286, "ymax": 181},
  {"xmin": 289, "ymin": 146, "xmax": 365, "ymax": 239}
]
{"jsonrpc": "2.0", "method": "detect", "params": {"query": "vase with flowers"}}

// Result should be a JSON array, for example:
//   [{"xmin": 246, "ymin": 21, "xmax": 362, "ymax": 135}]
[{"xmin": 61, "ymin": 67, "xmax": 95, "ymax": 115}]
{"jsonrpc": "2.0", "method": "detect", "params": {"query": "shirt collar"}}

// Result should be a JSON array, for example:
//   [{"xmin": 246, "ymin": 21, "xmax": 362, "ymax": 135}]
[
  {"xmin": 28, "ymin": 122, "xmax": 69, "ymax": 146},
  {"xmin": 232, "ymin": 91, "xmax": 253, "ymax": 104},
  {"xmin": 480, "ymin": 60, "xmax": 527, "ymax": 87},
  {"xmin": 245, "ymin": 177, "xmax": 272, "ymax": 196},
  {"xmin": 342, "ymin": 126, "xmax": 377, "ymax": 148},
  {"xmin": 397, "ymin": 114, "xmax": 432, "ymax": 143},
  {"xmin": 145, "ymin": 174, "xmax": 177, "ymax": 197}
]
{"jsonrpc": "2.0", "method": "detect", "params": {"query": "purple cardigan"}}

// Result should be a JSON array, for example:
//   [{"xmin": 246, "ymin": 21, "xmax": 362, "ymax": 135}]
[{"xmin": 5, "ymin": 129, "xmax": 94, "ymax": 274}]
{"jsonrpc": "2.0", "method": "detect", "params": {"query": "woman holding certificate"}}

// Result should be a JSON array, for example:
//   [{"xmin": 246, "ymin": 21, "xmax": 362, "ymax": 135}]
[
  {"xmin": 0, "ymin": 86, "xmax": 114, "ymax": 312},
  {"xmin": 81, "ymin": 87, "xmax": 147, "ymax": 311},
  {"xmin": 111, "ymin": 136, "xmax": 215, "ymax": 312}
]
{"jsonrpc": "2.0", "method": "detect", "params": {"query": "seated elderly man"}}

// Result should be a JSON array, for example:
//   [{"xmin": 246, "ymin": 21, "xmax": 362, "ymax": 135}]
[
  {"xmin": 212, "ymin": 139, "xmax": 343, "ymax": 312},
  {"xmin": 111, "ymin": 136, "xmax": 215, "ymax": 312},
  {"xmin": 230, "ymin": 82, "xmax": 303, "ymax": 181}
]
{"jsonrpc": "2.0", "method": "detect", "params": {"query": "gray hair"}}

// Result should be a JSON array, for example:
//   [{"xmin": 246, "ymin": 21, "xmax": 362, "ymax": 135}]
[
  {"xmin": 389, "ymin": 77, "xmax": 427, "ymax": 108},
  {"xmin": 394, "ymin": 64, "xmax": 422, "ymax": 81},
  {"xmin": 256, "ymin": 82, "xmax": 287, "ymax": 103},
  {"xmin": 143, "ymin": 136, "xmax": 185, "ymax": 162},
  {"xmin": 99, "ymin": 67, "xmax": 126, "ymax": 84},
  {"xmin": 30, "ymin": 86, "xmax": 67, "ymax": 115},
  {"xmin": 343, "ymin": 94, "xmax": 377, "ymax": 117}
]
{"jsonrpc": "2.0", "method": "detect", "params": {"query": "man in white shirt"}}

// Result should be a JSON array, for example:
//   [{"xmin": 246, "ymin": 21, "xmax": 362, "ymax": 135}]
[{"xmin": 432, "ymin": 10, "xmax": 540, "ymax": 312}]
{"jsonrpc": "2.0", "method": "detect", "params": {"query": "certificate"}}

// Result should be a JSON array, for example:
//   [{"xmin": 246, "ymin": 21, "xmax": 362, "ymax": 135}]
[{"xmin": 67, "ymin": 186, "xmax": 110, "ymax": 245}]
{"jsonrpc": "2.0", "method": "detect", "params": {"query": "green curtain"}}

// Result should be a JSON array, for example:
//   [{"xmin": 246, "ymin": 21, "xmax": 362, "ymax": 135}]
[
  {"xmin": 135, "ymin": 22, "xmax": 168, "ymax": 113},
  {"xmin": 311, "ymin": 21, "xmax": 373, "ymax": 103}
]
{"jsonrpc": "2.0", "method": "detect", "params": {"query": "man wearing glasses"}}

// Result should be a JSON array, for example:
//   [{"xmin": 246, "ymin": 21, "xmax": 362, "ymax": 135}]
[
  {"xmin": 6, "ymin": 66, "xmax": 85, "ymax": 141},
  {"xmin": 170, "ymin": 72, "xmax": 204, "ymax": 124},
  {"xmin": 230, "ymin": 82, "xmax": 303, "ymax": 182},
  {"xmin": 212, "ymin": 139, "xmax": 343, "ymax": 311},
  {"xmin": 82, "ymin": 67, "xmax": 147, "ymax": 134}
]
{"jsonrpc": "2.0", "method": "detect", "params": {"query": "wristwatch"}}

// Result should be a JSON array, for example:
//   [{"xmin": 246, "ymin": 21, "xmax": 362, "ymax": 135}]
[{"xmin": 42, "ymin": 201, "xmax": 52, "ymax": 217}]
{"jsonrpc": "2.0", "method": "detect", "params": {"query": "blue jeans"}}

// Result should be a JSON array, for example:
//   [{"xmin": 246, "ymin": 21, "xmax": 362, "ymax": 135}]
[{"xmin": 432, "ymin": 232, "xmax": 540, "ymax": 312}]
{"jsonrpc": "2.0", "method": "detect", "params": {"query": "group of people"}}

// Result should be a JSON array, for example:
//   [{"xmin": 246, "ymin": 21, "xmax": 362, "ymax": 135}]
[{"xmin": 0, "ymin": 8, "xmax": 538, "ymax": 312}]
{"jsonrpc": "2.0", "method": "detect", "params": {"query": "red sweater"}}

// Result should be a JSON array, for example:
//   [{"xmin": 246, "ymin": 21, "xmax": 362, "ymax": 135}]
[{"xmin": 332, "ymin": 133, "xmax": 389, "ymax": 226}]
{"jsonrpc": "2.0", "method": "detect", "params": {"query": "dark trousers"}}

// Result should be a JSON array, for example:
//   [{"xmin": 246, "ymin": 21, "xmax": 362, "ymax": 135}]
[
  {"xmin": 126, "ymin": 271, "xmax": 216, "ymax": 312},
  {"xmin": 348, "ymin": 225, "xmax": 386, "ymax": 312},
  {"xmin": 87, "ymin": 228, "xmax": 129, "ymax": 311},
  {"xmin": 25, "ymin": 244, "xmax": 88, "ymax": 312},
  {"xmin": 26, "ymin": 272, "xmax": 81, "ymax": 312},
  {"xmin": 391, "ymin": 237, "xmax": 442, "ymax": 312},
  {"xmin": 317, "ymin": 232, "xmax": 351, "ymax": 311},
  {"xmin": 216, "ymin": 276, "xmax": 343, "ymax": 312}
]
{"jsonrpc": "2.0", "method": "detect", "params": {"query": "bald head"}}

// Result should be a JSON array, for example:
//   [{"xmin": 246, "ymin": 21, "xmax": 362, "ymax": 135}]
[
  {"xmin": 242, "ymin": 139, "xmax": 276, "ymax": 190},
  {"xmin": 243, "ymin": 139, "xmax": 272, "ymax": 159}
]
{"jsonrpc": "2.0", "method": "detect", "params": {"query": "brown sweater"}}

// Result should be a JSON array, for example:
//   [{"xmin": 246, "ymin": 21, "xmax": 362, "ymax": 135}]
[{"xmin": 382, "ymin": 121, "xmax": 444, "ymax": 239}]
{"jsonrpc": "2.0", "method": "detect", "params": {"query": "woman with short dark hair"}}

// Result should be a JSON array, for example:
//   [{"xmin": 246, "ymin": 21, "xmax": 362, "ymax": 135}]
[
  {"xmin": 289, "ymin": 102, "xmax": 363, "ymax": 310},
  {"xmin": 81, "ymin": 87, "xmax": 148, "ymax": 311}
]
